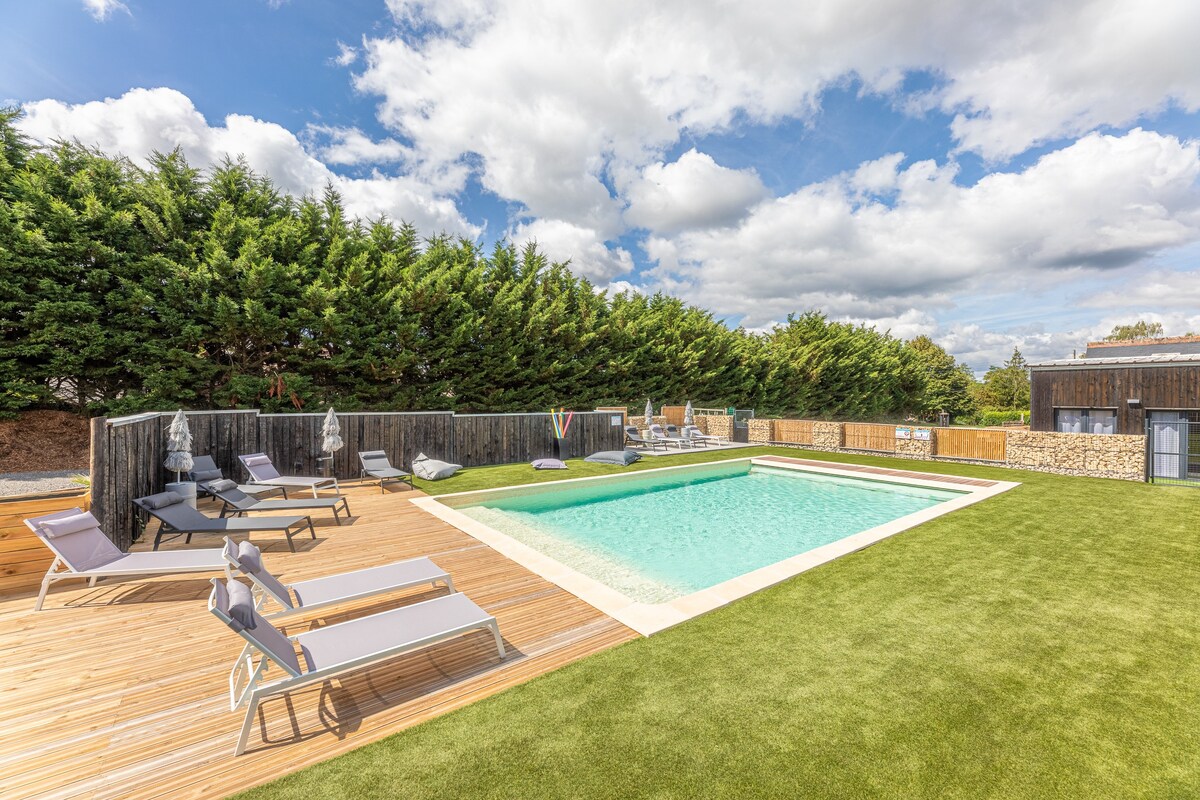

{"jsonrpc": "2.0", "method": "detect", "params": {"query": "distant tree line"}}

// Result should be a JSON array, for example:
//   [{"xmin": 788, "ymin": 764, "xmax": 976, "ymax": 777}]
[{"xmin": 1, "ymin": 109, "xmax": 986, "ymax": 421}]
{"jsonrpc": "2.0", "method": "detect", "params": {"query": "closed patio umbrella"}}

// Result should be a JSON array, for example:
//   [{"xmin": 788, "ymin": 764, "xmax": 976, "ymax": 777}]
[
  {"xmin": 684, "ymin": 400, "xmax": 694, "ymax": 426},
  {"xmin": 163, "ymin": 410, "xmax": 194, "ymax": 483},
  {"xmin": 644, "ymin": 399, "xmax": 654, "ymax": 429},
  {"xmin": 321, "ymin": 407, "xmax": 344, "ymax": 455}
]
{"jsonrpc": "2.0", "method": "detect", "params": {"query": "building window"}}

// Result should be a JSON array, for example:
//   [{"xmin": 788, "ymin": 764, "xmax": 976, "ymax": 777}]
[{"xmin": 1054, "ymin": 408, "xmax": 1116, "ymax": 434}]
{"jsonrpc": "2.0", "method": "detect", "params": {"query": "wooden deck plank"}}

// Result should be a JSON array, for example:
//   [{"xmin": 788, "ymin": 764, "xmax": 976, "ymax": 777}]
[{"xmin": 0, "ymin": 484, "xmax": 638, "ymax": 800}]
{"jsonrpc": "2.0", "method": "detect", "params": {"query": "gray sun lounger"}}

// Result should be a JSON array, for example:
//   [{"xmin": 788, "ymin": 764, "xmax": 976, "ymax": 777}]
[
  {"xmin": 206, "ymin": 479, "xmax": 351, "ymax": 525},
  {"xmin": 210, "ymin": 577, "xmax": 504, "ymax": 755},
  {"xmin": 358, "ymin": 450, "xmax": 414, "ymax": 493},
  {"xmin": 221, "ymin": 537, "xmax": 453, "ymax": 618},
  {"xmin": 624, "ymin": 426, "xmax": 667, "ymax": 450},
  {"xmin": 190, "ymin": 455, "xmax": 284, "ymax": 499},
  {"xmin": 668, "ymin": 423, "xmax": 709, "ymax": 447},
  {"xmin": 133, "ymin": 491, "xmax": 315, "ymax": 553},
  {"xmin": 239, "ymin": 453, "xmax": 340, "ymax": 498},
  {"xmin": 23, "ymin": 508, "xmax": 230, "ymax": 611},
  {"xmin": 682, "ymin": 424, "xmax": 725, "ymax": 445},
  {"xmin": 649, "ymin": 423, "xmax": 694, "ymax": 448}
]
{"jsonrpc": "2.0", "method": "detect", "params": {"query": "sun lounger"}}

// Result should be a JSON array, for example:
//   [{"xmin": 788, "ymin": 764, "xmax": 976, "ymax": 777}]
[
  {"xmin": 209, "ymin": 577, "xmax": 504, "ymax": 755},
  {"xmin": 683, "ymin": 424, "xmax": 726, "ymax": 445},
  {"xmin": 190, "ymin": 455, "xmax": 284, "ymax": 499},
  {"xmin": 221, "ymin": 537, "xmax": 453, "ymax": 617},
  {"xmin": 238, "ymin": 453, "xmax": 340, "ymax": 498},
  {"xmin": 357, "ymin": 450, "xmax": 414, "ymax": 493},
  {"xmin": 133, "ymin": 491, "xmax": 315, "ymax": 552},
  {"xmin": 624, "ymin": 426, "xmax": 667, "ymax": 450},
  {"xmin": 649, "ymin": 423, "xmax": 694, "ymax": 448},
  {"xmin": 667, "ymin": 423, "xmax": 708, "ymax": 447},
  {"xmin": 23, "ymin": 508, "xmax": 230, "ymax": 611},
  {"xmin": 206, "ymin": 479, "xmax": 351, "ymax": 525}
]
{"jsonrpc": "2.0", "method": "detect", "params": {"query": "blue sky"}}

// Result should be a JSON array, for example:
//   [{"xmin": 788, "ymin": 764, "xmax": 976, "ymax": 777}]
[{"xmin": 5, "ymin": 0, "xmax": 1200, "ymax": 372}]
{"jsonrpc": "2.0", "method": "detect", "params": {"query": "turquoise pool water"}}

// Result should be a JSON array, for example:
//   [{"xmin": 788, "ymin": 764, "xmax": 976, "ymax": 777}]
[{"xmin": 450, "ymin": 462, "xmax": 963, "ymax": 603}]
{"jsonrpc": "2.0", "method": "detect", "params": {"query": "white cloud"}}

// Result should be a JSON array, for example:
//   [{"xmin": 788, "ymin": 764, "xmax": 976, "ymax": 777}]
[
  {"xmin": 645, "ymin": 129, "xmax": 1200, "ymax": 328},
  {"xmin": 18, "ymin": 88, "xmax": 478, "ymax": 238},
  {"xmin": 352, "ymin": 0, "xmax": 1200, "ymax": 231},
  {"xmin": 1081, "ymin": 269, "xmax": 1200, "ymax": 309},
  {"xmin": 512, "ymin": 218, "xmax": 634, "ymax": 284},
  {"xmin": 623, "ymin": 149, "xmax": 768, "ymax": 234},
  {"xmin": 303, "ymin": 124, "xmax": 411, "ymax": 167},
  {"xmin": 332, "ymin": 41, "xmax": 359, "ymax": 67},
  {"xmin": 82, "ymin": 0, "xmax": 129, "ymax": 21}
]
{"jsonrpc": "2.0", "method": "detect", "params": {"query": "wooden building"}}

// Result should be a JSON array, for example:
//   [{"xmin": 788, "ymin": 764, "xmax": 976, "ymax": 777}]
[{"xmin": 1030, "ymin": 354, "xmax": 1200, "ymax": 435}]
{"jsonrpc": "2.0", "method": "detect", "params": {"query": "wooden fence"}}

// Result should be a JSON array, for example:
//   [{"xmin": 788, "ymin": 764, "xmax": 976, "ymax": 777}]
[
  {"xmin": 773, "ymin": 419, "xmax": 815, "ymax": 445},
  {"xmin": 934, "ymin": 427, "xmax": 1007, "ymax": 462},
  {"xmin": 843, "ymin": 423, "xmax": 897, "ymax": 452},
  {"xmin": 661, "ymin": 406, "xmax": 686, "ymax": 426},
  {"xmin": 90, "ymin": 409, "xmax": 623, "ymax": 551},
  {"xmin": 0, "ymin": 489, "xmax": 90, "ymax": 597}
]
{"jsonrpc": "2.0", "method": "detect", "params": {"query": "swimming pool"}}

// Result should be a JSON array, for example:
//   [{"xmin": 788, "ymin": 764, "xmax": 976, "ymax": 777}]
[{"xmin": 417, "ymin": 457, "xmax": 1017, "ymax": 634}]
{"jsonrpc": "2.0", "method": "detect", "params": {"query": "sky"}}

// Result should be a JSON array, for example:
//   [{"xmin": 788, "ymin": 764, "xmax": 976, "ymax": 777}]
[{"xmin": 4, "ymin": 0, "xmax": 1200, "ymax": 373}]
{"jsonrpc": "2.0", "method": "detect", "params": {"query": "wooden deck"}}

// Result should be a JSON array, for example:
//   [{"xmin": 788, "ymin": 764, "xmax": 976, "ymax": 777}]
[{"xmin": 0, "ymin": 484, "xmax": 638, "ymax": 800}]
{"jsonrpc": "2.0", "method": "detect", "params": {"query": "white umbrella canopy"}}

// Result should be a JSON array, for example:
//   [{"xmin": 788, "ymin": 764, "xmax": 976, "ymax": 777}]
[
  {"xmin": 684, "ymin": 400, "xmax": 695, "ymax": 426},
  {"xmin": 644, "ymin": 399, "xmax": 654, "ymax": 429},
  {"xmin": 163, "ymin": 409, "xmax": 194, "ymax": 481},
  {"xmin": 321, "ymin": 407, "xmax": 344, "ymax": 454}
]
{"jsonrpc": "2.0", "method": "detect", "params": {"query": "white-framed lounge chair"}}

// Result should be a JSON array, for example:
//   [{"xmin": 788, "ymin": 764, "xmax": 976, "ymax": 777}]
[
  {"xmin": 206, "ymin": 479, "xmax": 352, "ymax": 525},
  {"xmin": 357, "ymin": 450, "xmax": 414, "ymax": 493},
  {"xmin": 209, "ymin": 577, "xmax": 504, "ymax": 755},
  {"xmin": 238, "ymin": 453, "xmax": 340, "ymax": 499},
  {"xmin": 23, "ymin": 508, "xmax": 230, "ymax": 611},
  {"xmin": 667, "ymin": 423, "xmax": 708, "ymax": 447},
  {"xmin": 624, "ymin": 426, "xmax": 666, "ymax": 451},
  {"xmin": 190, "ymin": 455, "xmax": 284, "ymax": 499},
  {"xmin": 221, "ymin": 537, "xmax": 453, "ymax": 618},
  {"xmin": 683, "ymin": 424, "xmax": 726, "ymax": 445},
  {"xmin": 649, "ymin": 423, "xmax": 694, "ymax": 448},
  {"xmin": 133, "ymin": 491, "xmax": 315, "ymax": 553}
]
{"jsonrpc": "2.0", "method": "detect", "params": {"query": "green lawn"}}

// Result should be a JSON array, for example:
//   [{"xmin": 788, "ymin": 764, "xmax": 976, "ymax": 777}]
[{"xmin": 244, "ymin": 447, "xmax": 1200, "ymax": 799}]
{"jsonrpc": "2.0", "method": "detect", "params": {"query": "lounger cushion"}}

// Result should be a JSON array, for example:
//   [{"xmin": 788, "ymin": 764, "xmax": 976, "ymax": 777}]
[
  {"xmin": 411, "ymin": 453, "xmax": 462, "ymax": 481},
  {"xmin": 191, "ymin": 468, "xmax": 223, "ymax": 482},
  {"xmin": 142, "ymin": 491, "xmax": 184, "ymax": 509},
  {"xmin": 244, "ymin": 455, "xmax": 272, "ymax": 466},
  {"xmin": 226, "ymin": 579, "xmax": 257, "ymax": 629},
  {"xmin": 584, "ymin": 450, "xmax": 641, "ymax": 466},
  {"xmin": 207, "ymin": 478, "xmax": 239, "ymax": 492},
  {"xmin": 39, "ymin": 511, "xmax": 101, "ymax": 538},
  {"xmin": 531, "ymin": 458, "xmax": 568, "ymax": 470},
  {"xmin": 236, "ymin": 540, "xmax": 264, "ymax": 575}
]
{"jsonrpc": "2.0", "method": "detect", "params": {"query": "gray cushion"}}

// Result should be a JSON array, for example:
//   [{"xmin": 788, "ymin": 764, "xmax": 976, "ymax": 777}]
[
  {"xmin": 531, "ymin": 458, "xmax": 568, "ymax": 470},
  {"xmin": 411, "ymin": 452, "xmax": 463, "ymax": 481},
  {"xmin": 226, "ymin": 579, "xmax": 257, "ymax": 629},
  {"xmin": 141, "ymin": 491, "xmax": 184, "ymax": 509},
  {"xmin": 39, "ymin": 511, "xmax": 101, "ymax": 538},
  {"xmin": 244, "ymin": 455, "xmax": 271, "ymax": 466},
  {"xmin": 236, "ymin": 540, "xmax": 264, "ymax": 575},
  {"xmin": 191, "ymin": 468, "xmax": 223, "ymax": 482},
  {"xmin": 584, "ymin": 450, "xmax": 641, "ymax": 466},
  {"xmin": 207, "ymin": 478, "xmax": 238, "ymax": 492}
]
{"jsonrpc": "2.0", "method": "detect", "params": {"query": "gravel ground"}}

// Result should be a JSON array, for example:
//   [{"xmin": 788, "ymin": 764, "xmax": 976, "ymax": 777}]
[{"xmin": 0, "ymin": 470, "xmax": 87, "ymax": 497}]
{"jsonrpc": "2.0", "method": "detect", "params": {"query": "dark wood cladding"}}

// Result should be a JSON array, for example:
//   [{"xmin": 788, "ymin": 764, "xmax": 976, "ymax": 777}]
[
  {"xmin": 89, "ymin": 410, "xmax": 623, "ymax": 550},
  {"xmin": 1031, "ymin": 365, "xmax": 1200, "ymax": 434}
]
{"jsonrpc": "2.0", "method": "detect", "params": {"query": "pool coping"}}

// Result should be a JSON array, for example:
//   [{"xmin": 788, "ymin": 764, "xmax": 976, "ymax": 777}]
[{"xmin": 412, "ymin": 457, "xmax": 1019, "ymax": 636}]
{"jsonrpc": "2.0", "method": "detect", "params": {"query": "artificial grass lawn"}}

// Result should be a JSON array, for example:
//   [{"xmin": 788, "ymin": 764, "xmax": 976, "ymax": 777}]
[{"xmin": 245, "ymin": 447, "xmax": 1200, "ymax": 799}]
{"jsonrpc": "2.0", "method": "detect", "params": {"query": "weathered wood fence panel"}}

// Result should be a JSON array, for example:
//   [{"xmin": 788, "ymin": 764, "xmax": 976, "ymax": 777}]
[
  {"xmin": 843, "ymin": 423, "xmax": 897, "ymax": 452},
  {"xmin": 661, "ymin": 406, "xmax": 687, "ymax": 427},
  {"xmin": 935, "ymin": 428, "xmax": 1007, "ymax": 462},
  {"xmin": 90, "ymin": 409, "xmax": 623, "ymax": 551},
  {"xmin": 774, "ymin": 419, "xmax": 815, "ymax": 445},
  {"xmin": 0, "ymin": 490, "xmax": 91, "ymax": 597}
]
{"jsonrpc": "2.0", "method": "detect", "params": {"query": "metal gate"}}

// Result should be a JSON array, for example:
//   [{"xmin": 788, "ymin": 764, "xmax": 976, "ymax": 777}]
[{"xmin": 1148, "ymin": 415, "xmax": 1200, "ymax": 486}]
